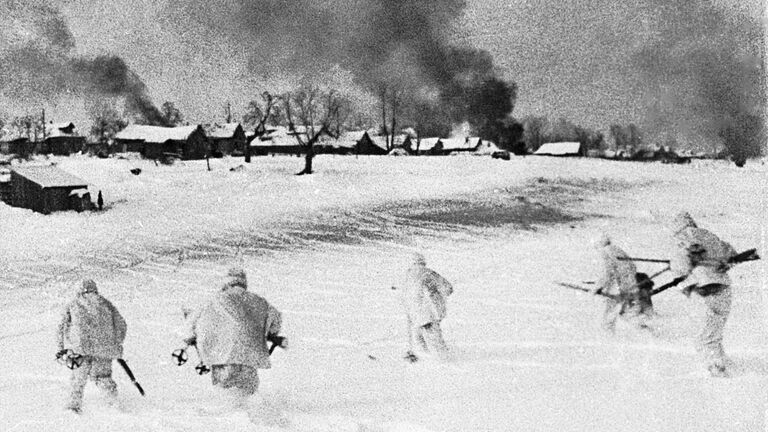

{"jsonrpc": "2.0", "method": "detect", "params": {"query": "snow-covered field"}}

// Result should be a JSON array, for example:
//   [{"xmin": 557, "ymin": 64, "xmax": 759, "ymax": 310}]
[{"xmin": 0, "ymin": 154, "xmax": 765, "ymax": 431}]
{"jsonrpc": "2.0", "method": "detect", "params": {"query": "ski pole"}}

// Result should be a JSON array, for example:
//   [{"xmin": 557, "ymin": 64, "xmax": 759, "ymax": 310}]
[
  {"xmin": 117, "ymin": 358, "xmax": 145, "ymax": 396},
  {"xmin": 191, "ymin": 344, "xmax": 210, "ymax": 375},
  {"xmin": 55, "ymin": 349, "xmax": 84, "ymax": 370}
]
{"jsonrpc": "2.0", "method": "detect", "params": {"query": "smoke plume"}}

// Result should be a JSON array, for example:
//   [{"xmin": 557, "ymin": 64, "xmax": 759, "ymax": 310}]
[
  {"xmin": 632, "ymin": 0, "xmax": 765, "ymax": 159},
  {"xmin": 168, "ymin": 0, "xmax": 518, "ymax": 137},
  {"xmin": 0, "ymin": 1, "xmax": 168, "ymax": 125}
]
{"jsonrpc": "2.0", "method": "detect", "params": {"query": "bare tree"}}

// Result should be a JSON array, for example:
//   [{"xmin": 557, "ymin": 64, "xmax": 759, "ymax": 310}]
[
  {"xmin": 89, "ymin": 103, "xmax": 127, "ymax": 150},
  {"xmin": 378, "ymin": 82, "xmax": 411, "ymax": 151},
  {"xmin": 160, "ymin": 101, "xmax": 184, "ymax": 126},
  {"xmin": 242, "ymin": 92, "xmax": 282, "ymax": 163},
  {"xmin": 10, "ymin": 114, "xmax": 44, "ymax": 142},
  {"xmin": 522, "ymin": 116, "xmax": 548, "ymax": 153},
  {"xmin": 282, "ymin": 84, "xmax": 349, "ymax": 175}
]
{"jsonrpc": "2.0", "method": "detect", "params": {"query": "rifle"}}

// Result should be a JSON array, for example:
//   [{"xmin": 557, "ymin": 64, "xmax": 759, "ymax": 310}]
[
  {"xmin": 556, "ymin": 282, "xmax": 620, "ymax": 300},
  {"xmin": 649, "ymin": 277, "xmax": 686, "ymax": 296},
  {"xmin": 116, "ymin": 359, "xmax": 145, "ymax": 396},
  {"xmin": 618, "ymin": 248, "xmax": 760, "ymax": 265}
]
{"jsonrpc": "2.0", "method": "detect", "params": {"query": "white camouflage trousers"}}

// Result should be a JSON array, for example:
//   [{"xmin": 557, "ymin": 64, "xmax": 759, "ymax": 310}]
[
  {"xmin": 410, "ymin": 320, "xmax": 449, "ymax": 358},
  {"xmin": 211, "ymin": 364, "xmax": 260, "ymax": 395},
  {"xmin": 695, "ymin": 285, "xmax": 731, "ymax": 369},
  {"xmin": 67, "ymin": 356, "xmax": 117, "ymax": 410},
  {"xmin": 601, "ymin": 296, "xmax": 648, "ymax": 333}
]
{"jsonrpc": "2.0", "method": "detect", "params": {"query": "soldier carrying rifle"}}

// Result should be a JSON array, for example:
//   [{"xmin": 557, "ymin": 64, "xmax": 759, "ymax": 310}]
[{"xmin": 591, "ymin": 234, "xmax": 653, "ymax": 333}]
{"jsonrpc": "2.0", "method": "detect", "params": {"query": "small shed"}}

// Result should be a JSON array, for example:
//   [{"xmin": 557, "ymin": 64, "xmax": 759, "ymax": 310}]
[
  {"xmin": 10, "ymin": 165, "xmax": 90, "ymax": 214},
  {"xmin": 206, "ymin": 123, "xmax": 246, "ymax": 157},
  {"xmin": 533, "ymin": 142, "xmax": 582, "ymax": 156},
  {"xmin": 114, "ymin": 125, "xmax": 209, "ymax": 160}
]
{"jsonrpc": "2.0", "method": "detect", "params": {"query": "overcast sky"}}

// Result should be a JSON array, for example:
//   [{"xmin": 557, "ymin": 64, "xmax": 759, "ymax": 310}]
[{"xmin": 2, "ymin": 0, "xmax": 764, "ymax": 139}]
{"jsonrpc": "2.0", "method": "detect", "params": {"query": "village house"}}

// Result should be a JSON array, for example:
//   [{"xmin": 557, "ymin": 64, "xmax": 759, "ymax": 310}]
[
  {"xmin": 114, "ymin": 124, "xmax": 209, "ymax": 160},
  {"xmin": 9, "ymin": 165, "xmax": 92, "ymax": 214},
  {"xmin": 0, "ymin": 136, "xmax": 33, "ymax": 157},
  {"xmin": 206, "ymin": 123, "xmax": 246, "ymax": 157},
  {"xmin": 42, "ymin": 122, "xmax": 86, "ymax": 155},
  {"xmin": 437, "ymin": 137, "xmax": 480, "ymax": 155},
  {"xmin": 355, "ymin": 132, "xmax": 389, "ymax": 155},
  {"xmin": 355, "ymin": 132, "xmax": 413, "ymax": 155},
  {"xmin": 471, "ymin": 138, "xmax": 502, "ymax": 155},
  {"xmin": 316, "ymin": 130, "xmax": 367, "ymax": 155}
]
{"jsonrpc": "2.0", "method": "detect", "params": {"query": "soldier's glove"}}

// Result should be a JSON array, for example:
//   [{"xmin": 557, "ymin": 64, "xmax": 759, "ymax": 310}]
[
  {"xmin": 716, "ymin": 261, "xmax": 731, "ymax": 273},
  {"xmin": 680, "ymin": 283, "xmax": 695, "ymax": 298},
  {"xmin": 404, "ymin": 351, "xmax": 419, "ymax": 363}
]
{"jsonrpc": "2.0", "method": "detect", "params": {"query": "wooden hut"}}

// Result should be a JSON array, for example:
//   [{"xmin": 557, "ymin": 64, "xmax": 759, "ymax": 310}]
[{"xmin": 10, "ymin": 165, "xmax": 90, "ymax": 214}]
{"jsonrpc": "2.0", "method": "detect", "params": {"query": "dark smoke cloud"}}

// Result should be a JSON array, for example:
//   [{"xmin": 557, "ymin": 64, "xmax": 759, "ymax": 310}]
[
  {"xmin": 633, "ymin": 0, "xmax": 765, "ymax": 159},
  {"xmin": 486, "ymin": 0, "xmax": 764, "ymax": 156},
  {"xmin": 72, "ymin": 56, "xmax": 167, "ymax": 126},
  {"xmin": 167, "ymin": 0, "xmax": 517, "ymax": 136},
  {"xmin": 0, "ymin": 1, "xmax": 168, "ymax": 125}
]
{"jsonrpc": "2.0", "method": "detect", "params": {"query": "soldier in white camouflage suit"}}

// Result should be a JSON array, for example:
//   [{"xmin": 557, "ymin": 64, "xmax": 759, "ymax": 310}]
[
  {"xmin": 183, "ymin": 267, "xmax": 282, "ymax": 398},
  {"xmin": 393, "ymin": 253, "xmax": 454, "ymax": 361},
  {"xmin": 669, "ymin": 212, "xmax": 737, "ymax": 377},
  {"xmin": 56, "ymin": 279, "xmax": 127, "ymax": 413},
  {"xmin": 591, "ymin": 234, "xmax": 648, "ymax": 332}
]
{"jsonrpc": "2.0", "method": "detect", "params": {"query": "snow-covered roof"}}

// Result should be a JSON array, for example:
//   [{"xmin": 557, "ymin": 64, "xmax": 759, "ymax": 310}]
[
  {"xmin": 45, "ymin": 122, "xmax": 79, "ymax": 138},
  {"xmin": 368, "ymin": 135, "xmax": 389, "ymax": 151},
  {"xmin": 115, "ymin": 125, "xmax": 200, "ymax": 143},
  {"xmin": 253, "ymin": 126, "xmax": 305, "ymax": 147},
  {"xmin": 338, "ymin": 130, "xmax": 367, "ymax": 143},
  {"xmin": 533, "ymin": 142, "xmax": 581, "ymax": 156},
  {"xmin": 68, "ymin": 188, "xmax": 90, "ymax": 198},
  {"xmin": 439, "ymin": 138, "xmax": 476, "ymax": 151},
  {"xmin": 323, "ymin": 131, "xmax": 364, "ymax": 149},
  {"xmin": 12, "ymin": 165, "xmax": 88, "ymax": 188},
  {"xmin": 0, "ymin": 132, "xmax": 29, "ymax": 142},
  {"xmin": 413, "ymin": 137, "xmax": 440, "ymax": 152},
  {"xmin": 206, "ymin": 123, "xmax": 242, "ymax": 139}
]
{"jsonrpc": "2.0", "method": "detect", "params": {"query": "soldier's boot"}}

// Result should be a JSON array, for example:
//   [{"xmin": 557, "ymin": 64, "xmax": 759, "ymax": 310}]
[{"xmin": 708, "ymin": 364, "xmax": 729, "ymax": 378}]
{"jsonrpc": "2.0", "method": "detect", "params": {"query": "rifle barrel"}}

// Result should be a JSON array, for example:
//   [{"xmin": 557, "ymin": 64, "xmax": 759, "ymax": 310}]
[{"xmin": 617, "ymin": 257, "xmax": 671, "ymax": 264}]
